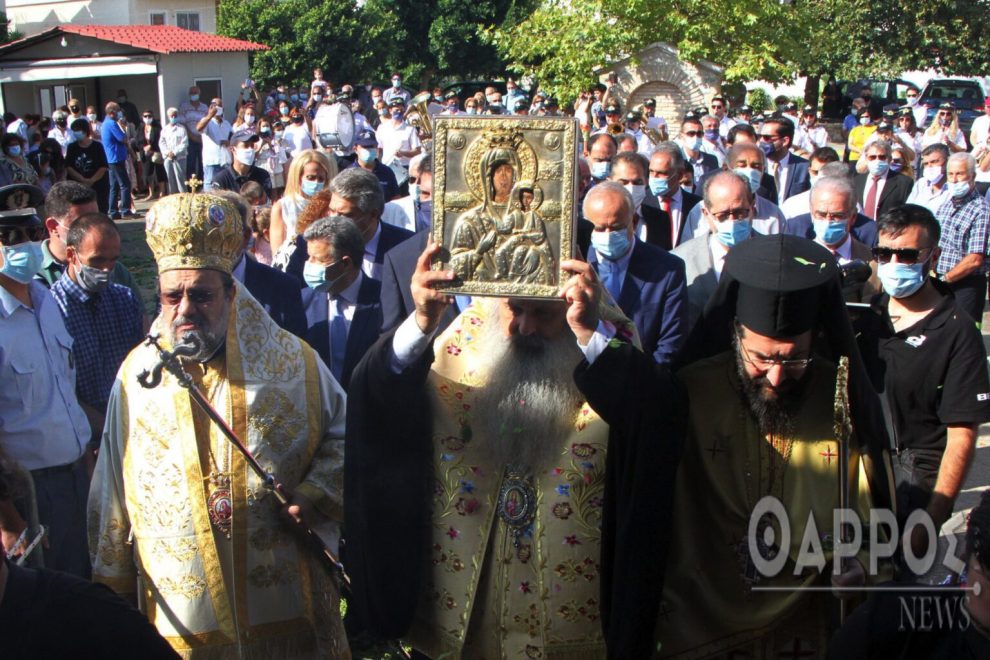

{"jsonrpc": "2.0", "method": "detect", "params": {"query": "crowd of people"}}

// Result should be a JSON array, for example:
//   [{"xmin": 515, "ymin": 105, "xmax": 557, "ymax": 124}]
[{"xmin": 2, "ymin": 70, "xmax": 990, "ymax": 659}]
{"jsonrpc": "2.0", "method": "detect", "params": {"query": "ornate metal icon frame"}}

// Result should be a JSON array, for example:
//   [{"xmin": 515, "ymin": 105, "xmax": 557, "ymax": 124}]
[{"xmin": 431, "ymin": 115, "xmax": 579, "ymax": 299}]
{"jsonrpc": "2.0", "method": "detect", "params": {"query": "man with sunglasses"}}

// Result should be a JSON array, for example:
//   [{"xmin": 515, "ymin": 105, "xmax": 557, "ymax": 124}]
[
  {"xmin": 853, "ymin": 140, "xmax": 913, "ymax": 221},
  {"xmin": 679, "ymin": 114, "xmax": 719, "ymax": 195},
  {"xmin": 760, "ymin": 117, "xmax": 811, "ymax": 205},
  {"xmin": 0, "ymin": 184, "xmax": 92, "ymax": 578},
  {"xmin": 709, "ymin": 95, "xmax": 735, "ymax": 137},
  {"xmin": 856, "ymin": 204, "xmax": 990, "ymax": 560}
]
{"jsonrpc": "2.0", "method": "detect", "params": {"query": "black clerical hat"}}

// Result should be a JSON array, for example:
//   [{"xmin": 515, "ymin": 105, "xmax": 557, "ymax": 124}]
[{"xmin": 725, "ymin": 234, "xmax": 839, "ymax": 338}]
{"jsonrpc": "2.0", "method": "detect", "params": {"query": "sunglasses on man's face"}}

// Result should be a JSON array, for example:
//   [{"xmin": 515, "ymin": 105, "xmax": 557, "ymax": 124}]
[{"xmin": 872, "ymin": 246, "xmax": 932, "ymax": 264}]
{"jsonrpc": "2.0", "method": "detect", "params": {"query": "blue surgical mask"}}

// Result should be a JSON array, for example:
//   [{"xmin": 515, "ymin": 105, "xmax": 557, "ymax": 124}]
[
  {"xmin": 878, "ymin": 260, "xmax": 927, "ymax": 299},
  {"xmin": 357, "ymin": 147, "xmax": 376, "ymax": 165},
  {"xmin": 0, "ymin": 241, "xmax": 44, "ymax": 284},
  {"xmin": 169, "ymin": 116, "xmax": 179, "ymax": 125},
  {"xmin": 6, "ymin": 145, "xmax": 21, "ymax": 157},
  {"xmin": 303, "ymin": 260, "xmax": 344, "ymax": 292},
  {"xmin": 812, "ymin": 218, "xmax": 849, "ymax": 246},
  {"xmin": 278, "ymin": 93, "xmax": 287, "ymax": 101},
  {"xmin": 117, "ymin": 111, "xmax": 125, "ymax": 121},
  {"xmin": 648, "ymin": 176, "xmax": 670, "ymax": 197},
  {"xmin": 948, "ymin": 180, "xmax": 972, "ymax": 199},
  {"xmin": 290, "ymin": 94, "xmax": 299, "ymax": 103},
  {"xmin": 703, "ymin": 129, "xmax": 719, "ymax": 142},
  {"xmin": 733, "ymin": 167, "xmax": 762, "ymax": 194},
  {"xmin": 415, "ymin": 200, "xmax": 433, "ymax": 230},
  {"xmin": 866, "ymin": 159, "xmax": 889, "ymax": 177},
  {"xmin": 392, "ymin": 79, "xmax": 401, "ymax": 89},
  {"xmin": 759, "ymin": 141, "xmax": 775, "ymax": 157},
  {"xmin": 190, "ymin": 94, "xmax": 200, "ymax": 102},
  {"xmin": 889, "ymin": 161, "xmax": 903, "ymax": 173},
  {"xmin": 391, "ymin": 110, "xmax": 404, "ymax": 120},
  {"xmin": 301, "ymin": 180, "xmax": 324, "ymax": 196},
  {"xmin": 686, "ymin": 137, "xmax": 703, "ymax": 152},
  {"xmin": 590, "ymin": 161, "xmax": 610, "ymax": 180},
  {"xmin": 590, "ymin": 229, "xmax": 631, "ymax": 261},
  {"xmin": 714, "ymin": 218, "xmax": 751, "ymax": 248}
]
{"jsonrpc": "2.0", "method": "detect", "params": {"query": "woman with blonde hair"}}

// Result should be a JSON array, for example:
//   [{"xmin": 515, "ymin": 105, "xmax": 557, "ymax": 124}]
[
  {"xmin": 270, "ymin": 148, "xmax": 336, "ymax": 269},
  {"xmin": 922, "ymin": 102, "xmax": 967, "ymax": 152}
]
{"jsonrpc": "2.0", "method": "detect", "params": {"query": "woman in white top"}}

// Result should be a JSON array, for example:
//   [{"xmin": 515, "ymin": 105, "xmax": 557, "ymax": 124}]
[
  {"xmin": 921, "ymin": 103, "xmax": 967, "ymax": 152},
  {"xmin": 270, "ymin": 149, "xmax": 337, "ymax": 264},
  {"xmin": 283, "ymin": 109, "xmax": 314, "ymax": 158},
  {"xmin": 895, "ymin": 109, "xmax": 924, "ymax": 172},
  {"xmin": 255, "ymin": 117, "xmax": 289, "ymax": 198},
  {"xmin": 230, "ymin": 104, "xmax": 258, "ymax": 137}
]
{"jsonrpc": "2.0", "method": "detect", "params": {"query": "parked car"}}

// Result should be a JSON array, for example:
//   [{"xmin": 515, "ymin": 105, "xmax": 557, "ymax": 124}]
[{"xmin": 919, "ymin": 78, "xmax": 987, "ymax": 143}]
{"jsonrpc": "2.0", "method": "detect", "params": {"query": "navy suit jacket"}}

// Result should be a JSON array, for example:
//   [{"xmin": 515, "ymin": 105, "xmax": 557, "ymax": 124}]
[
  {"xmin": 779, "ymin": 154, "xmax": 811, "ymax": 202},
  {"xmin": 590, "ymin": 238, "xmax": 688, "ymax": 365},
  {"xmin": 380, "ymin": 230, "xmax": 460, "ymax": 333},
  {"xmin": 240, "ymin": 257, "xmax": 307, "ymax": 337},
  {"xmin": 301, "ymin": 274, "xmax": 383, "ymax": 389},
  {"xmin": 785, "ymin": 212, "xmax": 879, "ymax": 247},
  {"xmin": 852, "ymin": 171, "xmax": 914, "ymax": 221},
  {"xmin": 639, "ymin": 190, "xmax": 703, "ymax": 250},
  {"xmin": 286, "ymin": 221, "xmax": 414, "ymax": 284}
]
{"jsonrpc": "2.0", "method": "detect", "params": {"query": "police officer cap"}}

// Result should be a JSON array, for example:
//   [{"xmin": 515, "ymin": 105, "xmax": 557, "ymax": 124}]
[
  {"xmin": 605, "ymin": 103, "xmax": 621, "ymax": 114},
  {"xmin": 643, "ymin": 98, "xmax": 656, "ymax": 107},
  {"xmin": 876, "ymin": 121, "xmax": 892, "ymax": 132},
  {"xmin": 738, "ymin": 104, "xmax": 753, "ymax": 114},
  {"xmin": 802, "ymin": 104, "xmax": 816, "ymax": 115},
  {"xmin": 0, "ymin": 184, "xmax": 44, "ymax": 230},
  {"xmin": 897, "ymin": 106, "xmax": 913, "ymax": 117},
  {"xmin": 939, "ymin": 101, "xmax": 955, "ymax": 111},
  {"xmin": 692, "ymin": 106, "xmax": 707, "ymax": 116},
  {"xmin": 354, "ymin": 129, "xmax": 377, "ymax": 148},
  {"xmin": 388, "ymin": 97, "xmax": 406, "ymax": 108},
  {"xmin": 444, "ymin": 91, "xmax": 458, "ymax": 100},
  {"xmin": 683, "ymin": 110, "xmax": 700, "ymax": 121},
  {"xmin": 625, "ymin": 110, "xmax": 642, "ymax": 122},
  {"xmin": 726, "ymin": 234, "xmax": 839, "ymax": 339},
  {"xmin": 513, "ymin": 98, "xmax": 530, "ymax": 111}
]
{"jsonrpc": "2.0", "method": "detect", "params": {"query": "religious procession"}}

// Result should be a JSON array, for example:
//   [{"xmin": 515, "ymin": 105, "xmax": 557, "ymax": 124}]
[{"xmin": 2, "ymin": 10, "xmax": 990, "ymax": 660}]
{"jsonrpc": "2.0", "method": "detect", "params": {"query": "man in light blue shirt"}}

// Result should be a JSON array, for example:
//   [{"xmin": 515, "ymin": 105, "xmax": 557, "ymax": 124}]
[{"xmin": 0, "ymin": 189, "xmax": 91, "ymax": 577}]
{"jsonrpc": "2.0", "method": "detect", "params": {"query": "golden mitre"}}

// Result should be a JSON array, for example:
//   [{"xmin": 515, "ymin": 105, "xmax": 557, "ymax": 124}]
[{"xmin": 145, "ymin": 193, "xmax": 244, "ymax": 274}]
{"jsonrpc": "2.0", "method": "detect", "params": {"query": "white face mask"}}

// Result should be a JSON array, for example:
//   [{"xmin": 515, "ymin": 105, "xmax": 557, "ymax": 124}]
[
  {"xmin": 235, "ymin": 148, "xmax": 256, "ymax": 166},
  {"xmin": 624, "ymin": 183, "xmax": 646, "ymax": 211}
]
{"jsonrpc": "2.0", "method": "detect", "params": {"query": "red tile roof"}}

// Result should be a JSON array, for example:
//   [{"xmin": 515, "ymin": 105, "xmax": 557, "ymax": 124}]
[{"xmin": 46, "ymin": 25, "xmax": 267, "ymax": 54}]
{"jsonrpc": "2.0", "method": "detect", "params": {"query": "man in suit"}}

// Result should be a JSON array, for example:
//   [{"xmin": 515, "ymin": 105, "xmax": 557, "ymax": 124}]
[
  {"xmin": 380, "ymin": 230, "xmax": 464, "ymax": 333},
  {"xmin": 854, "ymin": 140, "xmax": 913, "ymax": 221},
  {"xmin": 679, "ymin": 115, "xmax": 719, "ymax": 194},
  {"xmin": 786, "ymin": 161, "xmax": 880, "ymax": 247},
  {"xmin": 212, "ymin": 189, "xmax": 307, "ymax": 337},
  {"xmin": 640, "ymin": 142, "xmax": 703, "ymax": 250},
  {"xmin": 587, "ymin": 133, "xmax": 617, "ymax": 183},
  {"xmin": 807, "ymin": 176, "xmax": 881, "ymax": 302},
  {"xmin": 286, "ymin": 167, "xmax": 414, "ymax": 283},
  {"xmin": 759, "ymin": 117, "xmax": 810, "ymax": 204},
  {"xmin": 584, "ymin": 181, "xmax": 688, "ymax": 364},
  {"xmin": 696, "ymin": 123, "xmax": 779, "ymax": 203},
  {"xmin": 299, "ymin": 215, "xmax": 382, "ymax": 388},
  {"xmin": 672, "ymin": 171, "xmax": 755, "ymax": 330}
]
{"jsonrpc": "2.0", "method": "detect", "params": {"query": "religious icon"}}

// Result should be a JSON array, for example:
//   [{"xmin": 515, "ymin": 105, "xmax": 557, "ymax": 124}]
[{"xmin": 432, "ymin": 116, "xmax": 578, "ymax": 298}]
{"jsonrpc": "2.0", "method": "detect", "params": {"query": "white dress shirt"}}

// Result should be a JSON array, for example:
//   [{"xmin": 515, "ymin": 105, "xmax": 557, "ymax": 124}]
[{"xmin": 363, "ymin": 222, "xmax": 383, "ymax": 280}]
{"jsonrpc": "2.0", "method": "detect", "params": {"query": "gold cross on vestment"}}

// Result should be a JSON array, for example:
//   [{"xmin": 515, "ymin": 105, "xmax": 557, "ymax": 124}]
[{"xmin": 186, "ymin": 174, "xmax": 203, "ymax": 193}]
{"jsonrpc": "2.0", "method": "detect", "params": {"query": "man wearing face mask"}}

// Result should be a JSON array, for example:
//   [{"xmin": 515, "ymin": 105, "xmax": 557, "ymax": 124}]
[
  {"xmin": 584, "ymin": 181, "xmax": 687, "ymax": 364},
  {"xmin": 907, "ymin": 144, "xmax": 951, "ymax": 214},
  {"xmin": 100, "ymin": 102, "xmax": 135, "ymax": 220},
  {"xmin": 855, "ymin": 204, "xmax": 990, "ymax": 554},
  {"xmin": 683, "ymin": 142, "xmax": 786, "ymax": 240},
  {"xmin": 349, "ymin": 130, "xmax": 398, "ymax": 201},
  {"xmin": 671, "ymin": 170, "xmax": 754, "ymax": 330},
  {"xmin": 210, "ymin": 132, "xmax": 272, "ymax": 199},
  {"xmin": 806, "ymin": 176, "xmax": 880, "ymax": 302},
  {"xmin": 586, "ymin": 133, "xmax": 617, "ymax": 184},
  {"xmin": 0, "ymin": 184, "xmax": 92, "ymax": 577},
  {"xmin": 934, "ymin": 153, "xmax": 990, "ymax": 324},
  {"xmin": 195, "ymin": 97, "xmax": 232, "ymax": 189},
  {"xmin": 301, "ymin": 216, "xmax": 382, "ymax": 389},
  {"xmin": 759, "ymin": 117, "xmax": 810, "ymax": 205},
  {"xmin": 383, "ymin": 73, "xmax": 411, "ymax": 106},
  {"xmin": 179, "ymin": 85, "xmax": 207, "ymax": 180},
  {"xmin": 375, "ymin": 97, "xmax": 421, "ymax": 172},
  {"xmin": 853, "ymin": 141, "xmax": 912, "ymax": 221},
  {"xmin": 50, "ymin": 213, "xmax": 144, "ymax": 454},
  {"xmin": 115, "ymin": 88, "xmax": 140, "ymax": 127},
  {"xmin": 700, "ymin": 115, "xmax": 726, "ymax": 167},
  {"xmin": 678, "ymin": 115, "xmax": 718, "ymax": 195},
  {"xmin": 47, "ymin": 110, "xmax": 74, "ymax": 157},
  {"xmin": 439, "ymin": 91, "xmax": 461, "ymax": 116},
  {"xmin": 639, "ymin": 142, "xmax": 701, "ymax": 250}
]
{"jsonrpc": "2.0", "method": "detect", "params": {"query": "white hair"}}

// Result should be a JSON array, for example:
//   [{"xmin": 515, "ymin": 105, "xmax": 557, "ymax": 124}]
[
  {"xmin": 948, "ymin": 152, "xmax": 977, "ymax": 179},
  {"xmin": 582, "ymin": 180, "xmax": 633, "ymax": 222}
]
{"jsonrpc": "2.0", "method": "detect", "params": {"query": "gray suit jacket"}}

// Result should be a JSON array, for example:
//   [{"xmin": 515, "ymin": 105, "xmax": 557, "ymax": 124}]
[{"xmin": 671, "ymin": 235, "xmax": 719, "ymax": 332}]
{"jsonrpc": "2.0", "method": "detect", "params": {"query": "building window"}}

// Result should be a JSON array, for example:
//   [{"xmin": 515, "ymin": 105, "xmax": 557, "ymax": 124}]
[
  {"xmin": 196, "ymin": 79, "xmax": 222, "ymax": 105},
  {"xmin": 176, "ymin": 12, "xmax": 200, "ymax": 31},
  {"xmin": 150, "ymin": 12, "xmax": 166, "ymax": 25}
]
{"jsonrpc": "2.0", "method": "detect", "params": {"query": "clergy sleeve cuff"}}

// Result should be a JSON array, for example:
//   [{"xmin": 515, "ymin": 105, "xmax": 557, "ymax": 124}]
[
  {"xmin": 579, "ymin": 320, "xmax": 616, "ymax": 365},
  {"xmin": 295, "ymin": 481, "xmax": 342, "ymax": 521},
  {"xmin": 389, "ymin": 312, "xmax": 439, "ymax": 373}
]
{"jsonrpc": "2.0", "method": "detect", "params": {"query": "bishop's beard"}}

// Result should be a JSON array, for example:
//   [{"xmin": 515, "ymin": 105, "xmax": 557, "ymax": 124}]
[{"xmin": 469, "ymin": 301, "xmax": 585, "ymax": 473}]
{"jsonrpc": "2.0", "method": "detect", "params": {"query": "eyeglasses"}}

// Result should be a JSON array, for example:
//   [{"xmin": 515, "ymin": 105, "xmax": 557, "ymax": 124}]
[
  {"xmin": 738, "ymin": 338, "xmax": 813, "ymax": 373},
  {"xmin": 758, "ymin": 134, "xmax": 780, "ymax": 141},
  {"xmin": 711, "ymin": 104, "xmax": 724, "ymax": 110},
  {"xmin": 890, "ymin": 158, "xmax": 904, "ymax": 165},
  {"xmin": 871, "ymin": 246, "xmax": 933, "ymax": 264},
  {"xmin": 865, "ymin": 154, "xmax": 888, "ymax": 161},
  {"xmin": 708, "ymin": 207, "xmax": 751, "ymax": 222},
  {"xmin": 160, "ymin": 287, "xmax": 222, "ymax": 307},
  {"xmin": 938, "ymin": 111, "xmax": 952, "ymax": 117},
  {"xmin": 683, "ymin": 130, "xmax": 703, "ymax": 137},
  {"xmin": 811, "ymin": 211, "xmax": 849, "ymax": 221}
]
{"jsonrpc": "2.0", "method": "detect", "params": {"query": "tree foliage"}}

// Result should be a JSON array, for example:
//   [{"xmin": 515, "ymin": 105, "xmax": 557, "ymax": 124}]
[{"xmin": 492, "ymin": 0, "xmax": 990, "ymax": 103}]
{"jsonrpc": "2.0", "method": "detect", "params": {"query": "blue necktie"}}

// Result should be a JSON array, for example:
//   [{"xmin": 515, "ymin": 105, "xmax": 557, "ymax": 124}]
[
  {"xmin": 329, "ymin": 296, "xmax": 347, "ymax": 383},
  {"xmin": 598, "ymin": 259, "xmax": 621, "ymax": 302}
]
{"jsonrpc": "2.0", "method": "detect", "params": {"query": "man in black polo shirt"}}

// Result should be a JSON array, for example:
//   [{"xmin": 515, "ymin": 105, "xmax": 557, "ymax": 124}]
[
  {"xmin": 209, "ymin": 131, "xmax": 272, "ymax": 199},
  {"xmin": 856, "ymin": 204, "xmax": 990, "ymax": 559}
]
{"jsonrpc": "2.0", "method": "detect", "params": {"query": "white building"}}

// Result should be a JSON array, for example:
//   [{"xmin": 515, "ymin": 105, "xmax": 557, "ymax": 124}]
[
  {"xmin": 0, "ymin": 25, "xmax": 266, "ymax": 117},
  {"xmin": 6, "ymin": 0, "xmax": 219, "ymax": 36}
]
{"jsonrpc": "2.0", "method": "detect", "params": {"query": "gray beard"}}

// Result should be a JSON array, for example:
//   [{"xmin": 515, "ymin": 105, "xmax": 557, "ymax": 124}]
[
  {"xmin": 468, "ymin": 302, "xmax": 585, "ymax": 473},
  {"xmin": 169, "ymin": 314, "xmax": 228, "ymax": 362}
]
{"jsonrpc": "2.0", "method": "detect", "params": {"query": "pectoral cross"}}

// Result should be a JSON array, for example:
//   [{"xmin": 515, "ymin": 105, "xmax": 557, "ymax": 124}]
[{"xmin": 186, "ymin": 174, "xmax": 203, "ymax": 193}]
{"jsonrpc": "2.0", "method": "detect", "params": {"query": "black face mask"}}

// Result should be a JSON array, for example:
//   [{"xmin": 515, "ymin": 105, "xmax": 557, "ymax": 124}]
[
  {"xmin": 292, "ymin": 116, "xmax": 304, "ymax": 124},
  {"xmin": 69, "ymin": 106, "xmax": 79, "ymax": 113}
]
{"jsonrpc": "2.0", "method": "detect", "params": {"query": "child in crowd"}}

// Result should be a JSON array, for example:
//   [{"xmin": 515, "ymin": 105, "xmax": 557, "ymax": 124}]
[{"xmin": 240, "ymin": 181, "xmax": 273, "ymax": 265}]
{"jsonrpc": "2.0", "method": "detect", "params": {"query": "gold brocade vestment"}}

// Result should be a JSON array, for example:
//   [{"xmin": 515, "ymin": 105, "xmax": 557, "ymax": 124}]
[
  {"xmin": 655, "ymin": 353, "xmax": 888, "ymax": 659},
  {"xmin": 405, "ymin": 304, "xmax": 609, "ymax": 660},
  {"xmin": 88, "ymin": 287, "xmax": 349, "ymax": 659}
]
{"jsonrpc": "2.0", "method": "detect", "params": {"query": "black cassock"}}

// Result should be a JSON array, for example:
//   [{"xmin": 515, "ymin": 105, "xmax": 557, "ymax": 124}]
[{"xmin": 344, "ymin": 328, "xmax": 685, "ymax": 659}]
